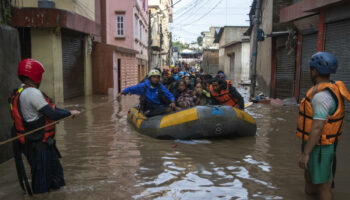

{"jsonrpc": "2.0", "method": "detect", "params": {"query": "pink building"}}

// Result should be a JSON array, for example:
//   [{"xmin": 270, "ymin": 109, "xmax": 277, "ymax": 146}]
[{"xmin": 92, "ymin": 0, "xmax": 149, "ymax": 95}]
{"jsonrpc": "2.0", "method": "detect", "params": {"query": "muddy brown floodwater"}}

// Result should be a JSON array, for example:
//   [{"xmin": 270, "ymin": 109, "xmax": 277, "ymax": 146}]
[{"xmin": 1, "ymin": 95, "xmax": 350, "ymax": 200}]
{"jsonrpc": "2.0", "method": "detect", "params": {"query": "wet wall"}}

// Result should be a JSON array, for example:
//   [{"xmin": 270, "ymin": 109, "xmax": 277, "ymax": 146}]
[{"xmin": 0, "ymin": 25, "xmax": 21, "ymax": 163}]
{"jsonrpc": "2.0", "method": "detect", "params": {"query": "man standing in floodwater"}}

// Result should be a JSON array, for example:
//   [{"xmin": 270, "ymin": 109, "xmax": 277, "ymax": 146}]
[
  {"xmin": 297, "ymin": 52, "xmax": 350, "ymax": 200},
  {"xmin": 9, "ymin": 59, "xmax": 80, "ymax": 195}
]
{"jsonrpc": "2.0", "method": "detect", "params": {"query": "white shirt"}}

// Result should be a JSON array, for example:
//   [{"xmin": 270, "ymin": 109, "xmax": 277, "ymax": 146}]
[
  {"xmin": 311, "ymin": 90, "xmax": 336, "ymax": 120},
  {"xmin": 19, "ymin": 86, "xmax": 48, "ymax": 122}
]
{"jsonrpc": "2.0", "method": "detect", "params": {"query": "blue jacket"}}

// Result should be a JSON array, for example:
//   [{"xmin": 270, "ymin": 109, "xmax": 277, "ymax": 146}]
[{"xmin": 123, "ymin": 79, "xmax": 175, "ymax": 105}]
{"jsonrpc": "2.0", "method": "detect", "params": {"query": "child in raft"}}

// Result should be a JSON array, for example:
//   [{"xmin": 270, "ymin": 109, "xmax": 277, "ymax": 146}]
[
  {"xmin": 173, "ymin": 80, "xmax": 197, "ymax": 109},
  {"xmin": 194, "ymin": 82, "xmax": 212, "ymax": 106}
]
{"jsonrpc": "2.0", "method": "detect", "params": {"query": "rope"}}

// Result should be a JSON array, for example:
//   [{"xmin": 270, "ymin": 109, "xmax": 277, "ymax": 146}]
[
  {"xmin": 0, "ymin": 115, "xmax": 73, "ymax": 147},
  {"xmin": 0, "ymin": 95, "xmax": 125, "ymax": 147},
  {"xmin": 1, "ymin": 99, "xmax": 254, "ymax": 146}
]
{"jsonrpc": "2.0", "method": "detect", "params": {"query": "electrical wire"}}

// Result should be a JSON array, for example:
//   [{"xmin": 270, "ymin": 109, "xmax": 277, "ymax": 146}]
[
  {"xmin": 176, "ymin": 0, "xmax": 224, "ymax": 27},
  {"xmin": 175, "ymin": 0, "xmax": 212, "ymax": 22},
  {"xmin": 173, "ymin": 0, "xmax": 199, "ymax": 18},
  {"xmin": 172, "ymin": 0, "xmax": 184, "ymax": 7},
  {"xmin": 172, "ymin": 0, "xmax": 216, "ymax": 26}
]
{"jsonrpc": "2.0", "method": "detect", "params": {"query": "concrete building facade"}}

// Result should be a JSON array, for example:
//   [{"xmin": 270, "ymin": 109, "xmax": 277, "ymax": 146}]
[
  {"xmin": 222, "ymin": 41, "xmax": 251, "ymax": 85},
  {"xmin": 201, "ymin": 49, "xmax": 219, "ymax": 76},
  {"xmin": 0, "ymin": 24, "xmax": 21, "ymax": 163},
  {"xmin": 246, "ymin": 0, "xmax": 295, "ymax": 98},
  {"xmin": 92, "ymin": 0, "xmax": 149, "ymax": 96},
  {"xmin": 202, "ymin": 27, "xmax": 220, "ymax": 50},
  {"xmin": 148, "ymin": 0, "xmax": 173, "ymax": 68},
  {"xmin": 10, "ymin": 0, "xmax": 96, "ymax": 103},
  {"xmin": 214, "ymin": 26, "xmax": 249, "ymax": 84},
  {"xmin": 280, "ymin": 0, "xmax": 350, "ymax": 111},
  {"xmin": 246, "ymin": 0, "xmax": 350, "ymax": 107}
]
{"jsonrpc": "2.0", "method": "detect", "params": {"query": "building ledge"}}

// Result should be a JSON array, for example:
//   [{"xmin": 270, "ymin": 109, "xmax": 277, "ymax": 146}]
[
  {"xmin": 115, "ymin": 36, "xmax": 126, "ymax": 40},
  {"xmin": 303, "ymin": 0, "xmax": 344, "ymax": 12},
  {"xmin": 280, "ymin": 1, "xmax": 315, "ymax": 23},
  {"xmin": 280, "ymin": 0, "xmax": 344, "ymax": 22},
  {"xmin": 95, "ymin": 42, "xmax": 138, "ymax": 54},
  {"xmin": 11, "ymin": 7, "xmax": 97, "ymax": 35},
  {"xmin": 221, "ymin": 41, "xmax": 242, "ymax": 48}
]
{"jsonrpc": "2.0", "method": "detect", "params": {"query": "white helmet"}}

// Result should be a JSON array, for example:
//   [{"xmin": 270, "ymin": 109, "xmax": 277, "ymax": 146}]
[{"xmin": 148, "ymin": 69, "xmax": 161, "ymax": 77}]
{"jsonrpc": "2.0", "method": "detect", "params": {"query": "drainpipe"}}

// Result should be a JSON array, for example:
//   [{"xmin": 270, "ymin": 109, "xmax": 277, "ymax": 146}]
[
  {"xmin": 159, "ymin": 21, "xmax": 163, "ymax": 68},
  {"xmin": 38, "ymin": 0, "xmax": 55, "ymax": 8},
  {"xmin": 250, "ymin": 0, "xmax": 262, "ymax": 99},
  {"xmin": 148, "ymin": 11, "xmax": 152, "ymax": 69},
  {"xmin": 266, "ymin": 31, "xmax": 289, "ymax": 38}
]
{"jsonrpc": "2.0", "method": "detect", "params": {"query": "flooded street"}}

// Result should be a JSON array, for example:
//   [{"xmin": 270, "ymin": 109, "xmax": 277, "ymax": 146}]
[{"xmin": 1, "ymin": 95, "xmax": 350, "ymax": 200}]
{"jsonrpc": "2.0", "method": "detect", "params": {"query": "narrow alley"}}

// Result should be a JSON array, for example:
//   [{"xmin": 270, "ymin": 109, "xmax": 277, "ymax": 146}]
[{"xmin": 1, "ymin": 96, "xmax": 349, "ymax": 199}]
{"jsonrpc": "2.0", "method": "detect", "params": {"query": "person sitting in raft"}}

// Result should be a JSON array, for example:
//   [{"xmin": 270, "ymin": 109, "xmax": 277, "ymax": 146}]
[
  {"xmin": 210, "ymin": 77, "xmax": 244, "ymax": 110},
  {"xmin": 177, "ymin": 89, "xmax": 197, "ymax": 109},
  {"xmin": 172, "ymin": 80, "xmax": 187, "ymax": 101},
  {"xmin": 195, "ymin": 75, "xmax": 203, "ymax": 85},
  {"xmin": 167, "ymin": 76, "xmax": 176, "ymax": 92},
  {"xmin": 161, "ymin": 70, "xmax": 173, "ymax": 90},
  {"xmin": 194, "ymin": 82, "xmax": 211, "ymax": 105},
  {"xmin": 172, "ymin": 80, "xmax": 196, "ymax": 109},
  {"xmin": 184, "ymin": 74, "xmax": 193, "ymax": 90},
  {"xmin": 120, "ymin": 69, "xmax": 176, "ymax": 117}
]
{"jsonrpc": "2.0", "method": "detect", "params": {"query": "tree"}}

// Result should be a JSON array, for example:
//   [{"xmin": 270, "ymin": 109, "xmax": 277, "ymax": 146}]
[
  {"xmin": 197, "ymin": 36, "xmax": 203, "ymax": 46},
  {"xmin": 173, "ymin": 41, "xmax": 189, "ymax": 52}
]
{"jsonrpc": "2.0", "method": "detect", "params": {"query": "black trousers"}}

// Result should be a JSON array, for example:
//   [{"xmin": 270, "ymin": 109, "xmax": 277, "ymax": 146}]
[{"xmin": 23, "ymin": 140, "xmax": 65, "ymax": 194}]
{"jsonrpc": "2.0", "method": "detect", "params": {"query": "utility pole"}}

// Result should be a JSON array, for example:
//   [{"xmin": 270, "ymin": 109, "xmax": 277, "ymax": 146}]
[
  {"xmin": 148, "ymin": 11, "xmax": 152, "ymax": 69},
  {"xmin": 159, "ymin": 21, "xmax": 163, "ymax": 69},
  {"xmin": 250, "ymin": 0, "xmax": 262, "ymax": 98},
  {"xmin": 168, "ymin": 32, "xmax": 172, "ymax": 66}
]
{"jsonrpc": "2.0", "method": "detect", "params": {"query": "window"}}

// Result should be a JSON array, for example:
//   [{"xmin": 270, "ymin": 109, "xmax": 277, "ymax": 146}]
[
  {"xmin": 134, "ymin": 15, "xmax": 139, "ymax": 39},
  {"xmin": 115, "ymin": 14, "xmax": 125, "ymax": 37},
  {"xmin": 139, "ymin": 21, "xmax": 142, "ymax": 42}
]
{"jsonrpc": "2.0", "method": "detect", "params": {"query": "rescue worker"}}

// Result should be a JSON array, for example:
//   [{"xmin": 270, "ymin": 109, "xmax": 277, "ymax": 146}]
[
  {"xmin": 120, "ymin": 69, "xmax": 176, "ymax": 117},
  {"xmin": 216, "ymin": 70, "xmax": 234, "ymax": 86},
  {"xmin": 216, "ymin": 70, "xmax": 227, "ymax": 80},
  {"xmin": 297, "ymin": 52, "xmax": 350, "ymax": 200},
  {"xmin": 9, "ymin": 59, "xmax": 80, "ymax": 195},
  {"xmin": 210, "ymin": 77, "xmax": 244, "ymax": 109}
]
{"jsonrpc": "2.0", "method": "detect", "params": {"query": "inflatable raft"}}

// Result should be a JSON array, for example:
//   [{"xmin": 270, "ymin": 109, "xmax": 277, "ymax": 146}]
[{"xmin": 127, "ymin": 106, "xmax": 257, "ymax": 139}]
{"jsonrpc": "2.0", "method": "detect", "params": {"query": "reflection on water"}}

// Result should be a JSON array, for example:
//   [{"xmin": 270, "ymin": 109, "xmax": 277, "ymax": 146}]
[{"xmin": 0, "ymin": 95, "xmax": 350, "ymax": 200}]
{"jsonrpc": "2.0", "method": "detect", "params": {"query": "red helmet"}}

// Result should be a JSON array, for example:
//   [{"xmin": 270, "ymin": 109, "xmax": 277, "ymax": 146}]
[{"xmin": 18, "ymin": 59, "xmax": 45, "ymax": 84}]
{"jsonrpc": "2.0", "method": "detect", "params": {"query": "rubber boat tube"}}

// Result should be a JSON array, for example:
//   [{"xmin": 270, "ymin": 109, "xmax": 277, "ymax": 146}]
[{"xmin": 127, "ymin": 105, "xmax": 257, "ymax": 139}]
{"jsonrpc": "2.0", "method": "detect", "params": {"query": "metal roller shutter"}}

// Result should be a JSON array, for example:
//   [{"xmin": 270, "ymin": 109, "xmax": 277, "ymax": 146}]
[
  {"xmin": 299, "ymin": 33, "xmax": 318, "ymax": 101},
  {"xmin": 275, "ymin": 37, "xmax": 296, "ymax": 99},
  {"xmin": 325, "ymin": 19, "xmax": 350, "ymax": 112},
  {"xmin": 62, "ymin": 29, "xmax": 84, "ymax": 99}
]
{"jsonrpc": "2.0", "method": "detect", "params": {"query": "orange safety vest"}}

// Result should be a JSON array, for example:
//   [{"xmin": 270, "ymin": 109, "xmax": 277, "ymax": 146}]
[
  {"xmin": 9, "ymin": 86, "xmax": 56, "ymax": 144},
  {"xmin": 210, "ymin": 80, "xmax": 239, "ymax": 108},
  {"xmin": 297, "ymin": 81, "xmax": 350, "ymax": 145}
]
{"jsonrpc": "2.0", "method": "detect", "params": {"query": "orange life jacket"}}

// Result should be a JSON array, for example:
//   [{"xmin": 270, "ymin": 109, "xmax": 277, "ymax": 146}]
[
  {"xmin": 9, "ymin": 86, "xmax": 56, "ymax": 144},
  {"xmin": 210, "ymin": 80, "xmax": 239, "ymax": 108},
  {"xmin": 297, "ymin": 81, "xmax": 350, "ymax": 145}
]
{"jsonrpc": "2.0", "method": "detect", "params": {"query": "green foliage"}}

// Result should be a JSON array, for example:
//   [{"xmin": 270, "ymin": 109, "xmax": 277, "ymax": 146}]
[
  {"xmin": 172, "ymin": 41, "xmax": 189, "ymax": 52},
  {"xmin": 197, "ymin": 36, "xmax": 203, "ymax": 46}
]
